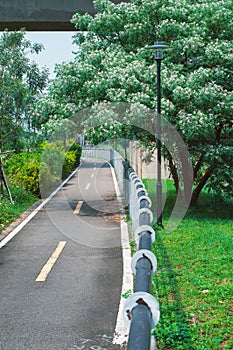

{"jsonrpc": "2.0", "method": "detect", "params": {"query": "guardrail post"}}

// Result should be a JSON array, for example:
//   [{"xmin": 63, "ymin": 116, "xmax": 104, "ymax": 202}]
[
  {"xmin": 123, "ymin": 160, "xmax": 130, "ymax": 208},
  {"xmin": 134, "ymin": 257, "xmax": 152, "ymax": 292},
  {"xmin": 110, "ymin": 148, "xmax": 114, "ymax": 167},
  {"xmin": 127, "ymin": 304, "xmax": 152, "ymax": 350}
]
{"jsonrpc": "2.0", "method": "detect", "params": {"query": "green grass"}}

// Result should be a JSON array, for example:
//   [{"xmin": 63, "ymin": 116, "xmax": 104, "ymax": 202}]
[
  {"xmin": 0, "ymin": 185, "xmax": 39, "ymax": 232},
  {"xmin": 143, "ymin": 179, "xmax": 233, "ymax": 350}
]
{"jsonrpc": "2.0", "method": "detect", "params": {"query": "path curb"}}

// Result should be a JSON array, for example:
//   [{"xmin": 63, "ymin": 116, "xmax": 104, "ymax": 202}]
[{"xmin": 0, "ymin": 200, "xmax": 42, "ymax": 243}]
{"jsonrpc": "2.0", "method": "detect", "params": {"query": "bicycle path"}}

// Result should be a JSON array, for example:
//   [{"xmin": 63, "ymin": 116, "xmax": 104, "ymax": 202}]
[{"xmin": 0, "ymin": 158, "xmax": 126, "ymax": 350}]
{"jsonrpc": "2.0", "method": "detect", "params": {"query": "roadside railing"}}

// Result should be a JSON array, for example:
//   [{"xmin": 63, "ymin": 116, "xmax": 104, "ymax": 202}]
[
  {"xmin": 82, "ymin": 146, "xmax": 112, "ymax": 162},
  {"xmin": 122, "ymin": 161, "xmax": 160, "ymax": 350}
]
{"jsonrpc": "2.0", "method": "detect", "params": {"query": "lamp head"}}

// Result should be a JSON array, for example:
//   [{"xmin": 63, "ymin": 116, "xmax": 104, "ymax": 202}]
[{"xmin": 147, "ymin": 41, "xmax": 169, "ymax": 60}]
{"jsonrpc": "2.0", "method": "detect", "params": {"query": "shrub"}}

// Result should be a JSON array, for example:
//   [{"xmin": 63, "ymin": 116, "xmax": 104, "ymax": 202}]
[
  {"xmin": 4, "ymin": 142, "xmax": 82, "ymax": 197},
  {"xmin": 39, "ymin": 162, "xmax": 60, "ymax": 195},
  {"xmin": 62, "ymin": 151, "xmax": 76, "ymax": 178},
  {"xmin": 62, "ymin": 143, "xmax": 82, "ymax": 179},
  {"xmin": 41, "ymin": 145, "xmax": 64, "ymax": 179},
  {"xmin": 4, "ymin": 152, "xmax": 41, "ymax": 196}
]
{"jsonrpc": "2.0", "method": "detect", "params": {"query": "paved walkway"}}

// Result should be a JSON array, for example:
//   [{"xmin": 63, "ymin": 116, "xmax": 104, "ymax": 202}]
[{"xmin": 0, "ymin": 158, "xmax": 125, "ymax": 350}]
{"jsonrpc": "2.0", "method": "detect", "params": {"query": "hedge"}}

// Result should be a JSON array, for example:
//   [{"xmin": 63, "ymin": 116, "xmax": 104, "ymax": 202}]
[{"xmin": 4, "ymin": 141, "xmax": 82, "ymax": 197}]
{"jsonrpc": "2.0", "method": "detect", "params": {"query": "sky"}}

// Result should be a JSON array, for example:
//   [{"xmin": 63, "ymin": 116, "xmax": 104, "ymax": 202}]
[{"xmin": 26, "ymin": 32, "xmax": 77, "ymax": 78}]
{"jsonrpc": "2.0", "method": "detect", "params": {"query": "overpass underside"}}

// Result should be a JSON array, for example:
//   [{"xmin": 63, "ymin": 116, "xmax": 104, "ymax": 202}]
[{"xmin": 0, "ymin": 0, "xmax": 129, "ymax": 31}]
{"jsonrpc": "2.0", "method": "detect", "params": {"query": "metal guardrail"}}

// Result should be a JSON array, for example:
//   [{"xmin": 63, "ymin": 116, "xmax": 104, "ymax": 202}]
[
  {"xmin": 122, "ymin": 161, "xmax": 160, "ymax": 350},
  {"xmin": 81, "ymin": 146, "xmax": 112, "ymax": 162}
]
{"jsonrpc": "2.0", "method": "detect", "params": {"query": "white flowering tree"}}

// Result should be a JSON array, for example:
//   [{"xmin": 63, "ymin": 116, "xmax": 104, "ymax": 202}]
[{"xmin": 36, "ymin": 0, "xmax": 233, "ymax": 205}]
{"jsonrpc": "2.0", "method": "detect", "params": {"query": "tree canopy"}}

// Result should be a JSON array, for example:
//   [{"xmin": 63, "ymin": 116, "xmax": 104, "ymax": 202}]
[
  {"xmin": 33, "ymin": 0, "xmax": 233, "ymax": 204},
  {"xmin": 0, "ymin": 30, "xmax": 49, "ymax": 152}
]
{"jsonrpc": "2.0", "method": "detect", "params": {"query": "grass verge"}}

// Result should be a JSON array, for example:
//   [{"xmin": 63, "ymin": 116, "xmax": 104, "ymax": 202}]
[
  {"xmin": 0, "ymin": 185, "xmax": 39, "ymax": 233},
  {"xmin": 143, "ymin": 179, "xmax": 233, "ymax": 350}
]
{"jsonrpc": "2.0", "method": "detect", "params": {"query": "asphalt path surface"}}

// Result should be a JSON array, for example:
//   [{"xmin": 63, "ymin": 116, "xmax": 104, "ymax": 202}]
[{"xmin": 0, "ymin": 158, "xmax": 125, "ymax": 350}]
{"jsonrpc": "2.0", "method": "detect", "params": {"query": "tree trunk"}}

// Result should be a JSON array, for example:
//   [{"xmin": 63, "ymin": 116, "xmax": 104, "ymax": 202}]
[
  {"xmin": 168, "ymin": 156, "xmax": 180, "ymax": 194},
  {"xmin": 179, "ymin": 146, "xmax": 193, "ymax": 205},
  {"xmin": 193, "ymin": 155, "xmax": 204, "ymax": 180},
  {"xmin": 190, "ymin": 166, "xmax": 215, "ymax": 206}
]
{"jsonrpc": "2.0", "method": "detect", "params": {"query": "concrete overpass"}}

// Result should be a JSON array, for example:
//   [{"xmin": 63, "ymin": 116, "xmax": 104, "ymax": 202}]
[{"xmin": 0, "ymin": 0, "xmax": 130, "ymax": 31}]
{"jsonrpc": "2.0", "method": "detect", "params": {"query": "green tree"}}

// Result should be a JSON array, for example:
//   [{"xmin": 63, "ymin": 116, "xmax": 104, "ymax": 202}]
[
  {"xmin": 0, "ymin": 30, "xmax": 49, "ymax": 152},
  {"xmin": 34, "ymin": 0, "xmax": 233, "ymax": 204}
]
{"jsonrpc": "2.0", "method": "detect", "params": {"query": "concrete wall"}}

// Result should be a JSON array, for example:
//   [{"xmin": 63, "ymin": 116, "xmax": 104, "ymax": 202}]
[
  {"xmin": 129, "ymin": 141, "xmax": 169, "ymax": 180},
  {"xmin": 0, "ymin": 0, "xmax": 130, "ymax": 31}
]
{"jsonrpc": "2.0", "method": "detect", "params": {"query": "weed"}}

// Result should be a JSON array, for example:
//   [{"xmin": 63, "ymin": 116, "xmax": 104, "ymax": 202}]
[{"xmin": 122, "ymin": 289, "xmax": 133, "ymax": 299}]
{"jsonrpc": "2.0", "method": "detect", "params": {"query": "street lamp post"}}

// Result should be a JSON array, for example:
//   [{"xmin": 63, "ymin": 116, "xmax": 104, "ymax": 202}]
[{"xmin": 147, "ymin": 41, "xmax": 168, "ymax": 227}]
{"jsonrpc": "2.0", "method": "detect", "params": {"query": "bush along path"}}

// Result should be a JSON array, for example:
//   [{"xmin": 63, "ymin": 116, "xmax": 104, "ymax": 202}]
[
  {"xmin": 0, "ymin": 141, "xmax": 82, "ymax": 233},
  {"xmin": 143, "ymin": 179, "xmax": 233, "ymax": 350}
]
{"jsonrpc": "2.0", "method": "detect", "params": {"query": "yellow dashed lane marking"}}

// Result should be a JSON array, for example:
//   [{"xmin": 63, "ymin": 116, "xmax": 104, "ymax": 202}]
[
  {"xmin": 74, "ymin": 200, "xmax": 83, "ymax": 214},
  {"xmin": 85, "ymin": 183, "xmax": 91, "ymax": 190},
  {"xmin": 35, "ymin": 241, "xmax": 67, "ymax": 282}
]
